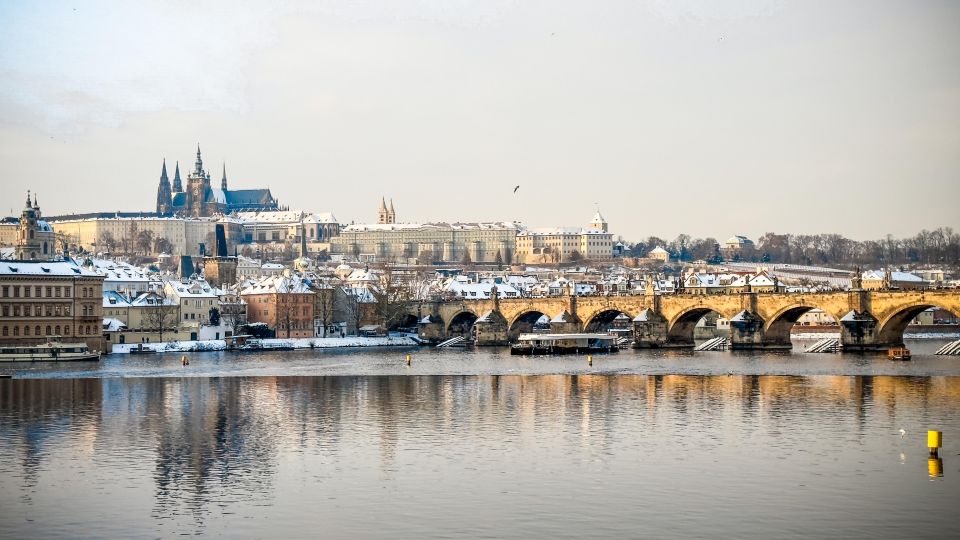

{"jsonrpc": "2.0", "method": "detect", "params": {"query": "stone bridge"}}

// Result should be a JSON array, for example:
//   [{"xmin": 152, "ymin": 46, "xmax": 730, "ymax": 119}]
[{"xmin": 413, "ymin": 289, "xmax": 960, "ymax": 351}]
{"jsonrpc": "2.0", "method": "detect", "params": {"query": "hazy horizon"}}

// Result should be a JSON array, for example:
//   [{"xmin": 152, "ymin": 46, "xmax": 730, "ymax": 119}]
[{"xmin": 1, "ymin": 0, "xmax": 957, "ymax": 242}]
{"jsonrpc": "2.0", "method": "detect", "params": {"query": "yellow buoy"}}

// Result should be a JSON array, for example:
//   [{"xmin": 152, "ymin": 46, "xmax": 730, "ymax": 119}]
[
  {"xmin": 587, "ymin": 355, "xmax": 593, "ymax": 366},
  {"xmin": 406, "ymin": 354, "xmax": 411, "ymax": 366},
  {"xmin": 928, "ymin": 430, "xmax": 942, "ymax": 455}
]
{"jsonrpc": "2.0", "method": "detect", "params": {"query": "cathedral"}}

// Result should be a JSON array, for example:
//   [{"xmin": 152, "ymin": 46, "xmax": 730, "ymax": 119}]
[{"xmin": 156, "ymin": 146, "xmax": 280, "ymax": 217}]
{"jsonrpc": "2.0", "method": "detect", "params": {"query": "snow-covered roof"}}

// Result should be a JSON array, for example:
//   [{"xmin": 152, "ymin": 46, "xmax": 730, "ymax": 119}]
[
  {"xmin": 102, "ymin": 291, "xmax": 131, "ymax": 307},
  {"xmin": 230, "ymin": 210, "xmax": 338, "ymax": 224},
  {"xmin": 165, "ymin": 279, "xmax": 218, "ymax": 298},
  {"xmin": 0, "ymin": 259, "xmax": 99, "ymax": 277},
  {"xmin": 240, "ymin": 275, "xmax": 314, "ymax": 295},
  {"xmin": 862, "ymin": 270, "xmax": 923, "ymax": 282},
  {"xmin": 519, "ymin": 226, "xmax": 610, "ymax": 236},
  {"xmin": 343, "ymin": 221, "xmax": 519, "ymax": 232},
  {"xmin": 649, "ymin": 246, "xmax": 668, "ymax": 254},
  {"xmin": 102, "ymin": 318, "xmax": 127, "ymax": 332}
]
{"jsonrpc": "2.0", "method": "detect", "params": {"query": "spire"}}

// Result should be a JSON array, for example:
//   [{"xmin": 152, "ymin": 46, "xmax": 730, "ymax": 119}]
[
  {"xmin": 160, "ymin": 158, "xmax": 169, "ymax": 182},
  {"xmin": 33, "ymin": 193, "xmax": 39, "ymax": 210},
  {"xmin": 194, "ymin": 144, "xmax": 203, "ymax": 175},
  {"xmin": 26, "ymin": 190, "xmax": 31, "ymax": 208},
  {"xmin": 173, "ymin": 161, "xmax": 182, "ymax": 191},
  {"xmin": 221, "ymin": 162, "xmax": 227, "ymax": 191},
  {"xmin": 300, "ymin": 217, "xmax": 308, "ymax": 258},
  {"xmin": 379, "ymin": 196, "xmax": 387, "ymax": 212}
]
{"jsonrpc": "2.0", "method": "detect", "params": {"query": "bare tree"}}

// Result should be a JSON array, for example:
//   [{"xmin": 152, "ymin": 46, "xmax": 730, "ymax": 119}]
[
  {"xmin": 142, "ymin": 289, "xmax": 178, "ymax": 343},
  {"xmin": 374, "ymin": 267, "xmax": 413, "ymax": 330}
]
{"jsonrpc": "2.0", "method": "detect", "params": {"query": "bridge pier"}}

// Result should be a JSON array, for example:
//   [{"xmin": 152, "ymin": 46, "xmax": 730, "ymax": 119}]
[
  {"xmin": 632, "ymin": 309, "xmax": 670, "ymax": 348},
  {"xmin": 840, "ymin": 310, "xmax": 882, "ymax": 351},
  {"xmin": 475, "ymin": 310, "xmax": 509, "ymax": 346},
  {"xmin": 728, "ymin": 310, "xmax": 788, "ymax": 350},
  {"xmin": 550, "ymin": 311, "xmax": 582, "ymax": 334},
  {"xmin": 418, "ymin": 315, "xmax": 445, "ymax": 344}
]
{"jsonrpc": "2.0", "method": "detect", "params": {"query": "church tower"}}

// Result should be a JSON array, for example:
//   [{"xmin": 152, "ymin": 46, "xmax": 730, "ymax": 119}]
[
  {"xmin": 172, "ymin": 161, "xmax": 182, "ymax": 192},
  {"xmin": 15, "ymin": 191, "xmax": 43, "ymax": 260},
  {"xmin": 185, "ymin": 145, "xmax": 211, "ymax": 217},
  {"xmin": 221, "ymin": 163, "xmax": 228, "ymax": 191},
  {"xmin": 378, "ymin": 197, "xmax": 389, "ymax": 224},
  {"xmin": 589, "ymin": 209, "xmax": 608, "ymax": 233},
  {"xmin": 388, "ymin": 198, "xmax": 396, "ymax": 224},
  {"xmin": 156, "ymin": 159, "xmax": 173, "ymax": 214}
]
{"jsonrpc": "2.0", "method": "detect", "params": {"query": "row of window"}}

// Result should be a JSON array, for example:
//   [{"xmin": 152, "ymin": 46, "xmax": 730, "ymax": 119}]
[
  {"xmin": 1, "ymin": 304, "xmax": 74, "ymax": 317},
  {"xmin": 1, "ymin": 285, "xmax": 74, "ymax": 298},
  {"xmin": 1, "ymin": 324, "xmax": 94, "ymax": 337}
]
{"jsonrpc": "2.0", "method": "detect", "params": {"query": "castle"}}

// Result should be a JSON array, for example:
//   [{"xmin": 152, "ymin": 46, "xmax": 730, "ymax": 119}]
[{"xmin": 156, "ymin": 146, "xmax": 279, "ymax": 217}]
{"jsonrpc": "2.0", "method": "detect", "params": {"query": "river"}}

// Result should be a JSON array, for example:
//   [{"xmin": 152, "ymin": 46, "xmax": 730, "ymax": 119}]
[{"xmin": 1, "ymin": 339, "xmax": 958, "ymax": 538}]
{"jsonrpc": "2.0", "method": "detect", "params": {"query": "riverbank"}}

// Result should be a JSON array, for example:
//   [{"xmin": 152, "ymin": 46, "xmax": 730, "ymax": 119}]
[{"xmin": 111, "ymin": 335, "xmax": 420, "ymax": 354}]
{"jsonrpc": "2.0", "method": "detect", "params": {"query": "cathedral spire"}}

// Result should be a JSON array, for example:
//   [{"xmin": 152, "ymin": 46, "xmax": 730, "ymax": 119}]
[
  {"xmin": 173, "ymin": 161, "xmax": 182, "ymax": 191},
  {"xmin": 26, "ymin": 190, "xmax": 31, "ymax": 208},
  {"xmin": 194, "ymin": 144, "xmax": 204, "ymax": 175},
  {"xmin": 221, "ymin": 162, "xmax": 228, "ymax": 191},
  {"xmin": 161, "ymin": 158, "xmax": 169, "ymax": 182}
]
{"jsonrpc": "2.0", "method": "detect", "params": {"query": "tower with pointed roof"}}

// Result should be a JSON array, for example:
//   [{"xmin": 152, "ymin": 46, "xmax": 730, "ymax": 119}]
[
  {"xmin": 16, "ymin": 191, "xmax": 46, "ymax": 260},
  {"xmin": 378, "ymin": 197, "xmax": 390, "ymax": 224},
  {"xmin": 221, "ymin": 163, "xmax": 228, "ymax": 191},
  {"xmin": 185, "ymin": 144, "xmax": 212, "ymax": 217},
  {"xmin": 589, "ymin": 208, "xmax": 608, "ymax": 233},
  {"xmin": 156, "ymin": 159, "xmax": 173, "ymax": 214},
  {"xmin": 388, "ymin": 198, "xmax": 396, "ymax": 224},
  {"xmin": 172, "ymin": 161, "xmax": 182, "ymax": 192}
]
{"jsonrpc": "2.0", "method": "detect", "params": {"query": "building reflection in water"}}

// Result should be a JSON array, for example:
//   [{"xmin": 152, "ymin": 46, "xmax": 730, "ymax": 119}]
[{"xmin": 1, "ymin": 374, "xmax": 958, "ymax": 527}]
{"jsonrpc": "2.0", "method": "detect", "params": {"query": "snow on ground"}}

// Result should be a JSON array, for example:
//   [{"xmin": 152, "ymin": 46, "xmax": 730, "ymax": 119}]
[{"xmin": 113, "ymin": 335, "xmax": 419, "ymax": 354}]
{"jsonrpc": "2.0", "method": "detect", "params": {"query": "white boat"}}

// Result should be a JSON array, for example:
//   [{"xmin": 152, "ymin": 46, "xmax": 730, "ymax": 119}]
[
  {"xmin": 511, "ymin": 333, "xmax": 618, "ymax": 355},
  {"xmin": 0, "ymin": 341, "xmax": 100, "ymax": 362}
]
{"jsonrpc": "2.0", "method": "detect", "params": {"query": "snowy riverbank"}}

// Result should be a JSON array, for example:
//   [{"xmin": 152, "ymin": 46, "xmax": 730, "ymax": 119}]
[{"xmin": 112, "ymin": 336, "xmax": 420, "ymax": 354}]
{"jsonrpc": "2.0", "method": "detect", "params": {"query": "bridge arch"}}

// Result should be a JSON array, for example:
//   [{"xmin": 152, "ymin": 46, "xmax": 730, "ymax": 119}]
[
  {"xmin": 667, "ymin": 305, "xmax": 733, "ymax": 347},
  {"xmin": 508, "ymin": 310, "xmax": 550, "ymax": 339},
  {"xmin": 762, "ymin": 304, "xmax": 843, "ymax": 348},
  {"xmin": 584, "ymin": 309, "xmax": 635, "ymax": 333},
  {"xmin": 446, "ymin": 310, "xmax": 479, "ymax": 337},
  {"xmin": 875, "ymin": 302, "xmax": 960, "ymax": 347}
]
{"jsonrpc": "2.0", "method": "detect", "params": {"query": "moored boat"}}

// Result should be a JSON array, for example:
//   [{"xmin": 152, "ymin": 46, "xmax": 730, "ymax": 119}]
[
  {"xmin": 0, "ymin": 341, "xmax": 100, "ymax": 362},
  {"xmin": 511, "ymin": 333, "xmax": 618, "ymax": 355},
  {"xmin": 888, "ymin": 346, "xmax": 911, "ymax": 361}
]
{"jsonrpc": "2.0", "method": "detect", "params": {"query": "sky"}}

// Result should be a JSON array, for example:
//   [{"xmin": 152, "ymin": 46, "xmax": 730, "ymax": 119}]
[{"xmin": 0, "ymin": 0, "xmax": 958, "ymax": 242}]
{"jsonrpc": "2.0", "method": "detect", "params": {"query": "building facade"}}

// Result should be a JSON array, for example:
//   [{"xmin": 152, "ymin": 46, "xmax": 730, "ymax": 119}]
[
  {"xmin": 48, "ymin": 214, "xmax": 217, "ymax": 257},
  {"xmin": 330, "ymin": 222, "xmax": 519, "ymax": 264},
  {"xmin": 0, "ymin": 259, "xmax": 105, "ymax": 351},
  {"xmin": 515, "ymin": 212, "xmax": 614, "ymax": 264},
  {"xmin": 240, "ymin": 275, "xmax": 316, "ymax": 338}
]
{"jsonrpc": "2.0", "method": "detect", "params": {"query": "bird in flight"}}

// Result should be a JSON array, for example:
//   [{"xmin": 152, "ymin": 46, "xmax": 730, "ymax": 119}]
[{"xmin": 513, "ymin": 185, "xmax": 520, "ymax": 193}]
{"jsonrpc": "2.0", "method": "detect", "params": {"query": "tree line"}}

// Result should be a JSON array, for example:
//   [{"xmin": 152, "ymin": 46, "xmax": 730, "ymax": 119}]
[{"xmin": 626, "ymin": 227, "xmax": 960, "ymax": 267}]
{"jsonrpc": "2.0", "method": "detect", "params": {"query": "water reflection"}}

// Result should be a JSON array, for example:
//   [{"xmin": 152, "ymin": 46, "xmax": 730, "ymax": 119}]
[{"xmin": 1, "ymin": 375, "xmax": 958, "ymax": 538}]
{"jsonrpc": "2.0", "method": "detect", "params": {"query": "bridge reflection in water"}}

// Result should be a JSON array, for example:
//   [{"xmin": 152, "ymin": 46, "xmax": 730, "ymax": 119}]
[
  {"xmin": 417, "ymin": 289, "xmax": 960, "ymax": 351},
  {"xmin": 1, "ymin": 375, "xmax": 958, "ymax": 537}
]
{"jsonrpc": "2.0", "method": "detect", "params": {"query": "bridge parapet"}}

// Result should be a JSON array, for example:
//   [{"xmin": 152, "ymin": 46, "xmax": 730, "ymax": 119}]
[{"xmin": 415, "ymin": 289, "xmax": 960, "ymax": 351}]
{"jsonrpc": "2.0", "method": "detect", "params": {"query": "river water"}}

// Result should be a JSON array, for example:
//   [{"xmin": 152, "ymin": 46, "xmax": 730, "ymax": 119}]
[{"xmin": 1, "ymin": 339, "xmax": 959, "ymax": 538}]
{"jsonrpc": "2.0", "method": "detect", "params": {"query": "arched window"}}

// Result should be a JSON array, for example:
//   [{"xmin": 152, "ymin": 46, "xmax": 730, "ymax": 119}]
[
  {"xmin": 24, "ymin": 326, "xmax": 30, "ymax": 336},
  {"xmin": 55, "ymin": 325, "xmax": 60, "ymax": 335},
  {"xmin": 35, "ymin": 325, "xmax": 41, "ymax": 336},
  {"xmin": 46, "ymin": 325, "xmax": 51, "ymax": 335},
  {"xmin": 43, "ymin": 242, "xmax": 48, "ymax": 254},
  {"xmin": 1, "ymin": 327, "xmax": 7, "ymax": 336},
  {"xmin": 14, "ymin": 327, "xmax": 19, "ymax": 336},
  {"xmin": 64, "ymin": 325, "xmax": 70, "ymax": 334}
]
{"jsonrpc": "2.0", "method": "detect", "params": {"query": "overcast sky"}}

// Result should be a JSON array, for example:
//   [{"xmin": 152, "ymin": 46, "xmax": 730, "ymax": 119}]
[{"xmin": 1, "ymin": 0, "xmax": 957, "ymax": 242}]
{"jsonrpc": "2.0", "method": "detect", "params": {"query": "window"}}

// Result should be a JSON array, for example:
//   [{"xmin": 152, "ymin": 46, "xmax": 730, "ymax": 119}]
[
  {"xmin": 24, "ymin": 326, "xmax": 30, "ymax": 336},
  {"xmin": 1, "ymin": 306, "xmax": 6, "ymax": 317},
  {"xmin": 81, "ymin": 288, "xmax": 86, "ymax": 298},
  {"xmin": 13, "ymin": 287, "xmax": 19, "ymax": 298},
  {"xmin": 13, "ymin": 306, "xmax": 20, "ymax": 316},
  {"xmin": 65, "ymin": 287, "xmax": 70, "ymax": 297},
  {"xmin": 35, "ymin": 286, "xmax": 41, "ymax": 297},
  {"xmin": 1, "ymin": 327, "xmax": 5, "ymax": 336},
  {"xmin": 13, "ymin": 327, "xmax": 19, "ymax": 336},
  {"xmin": 24, "ymin": 287, "xmax": 30, "ymax": 298},
  {"xmin": 55, "ymin": 325, "xmax": 60, "ymax": 335},
  {"xmin": 64, "ymin": 325, "xmax": 69, "ymax": 334},
  {"xmin": 1, "ymin": 286, "xmax": 6, "ymax": 296},
  {"xmin": 46, "ymin": 286, "xmax": 52, "ymax": 297},
  {"xmin": 46, "ymin": 325, "xmax": 51, "ymax": 335}
]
